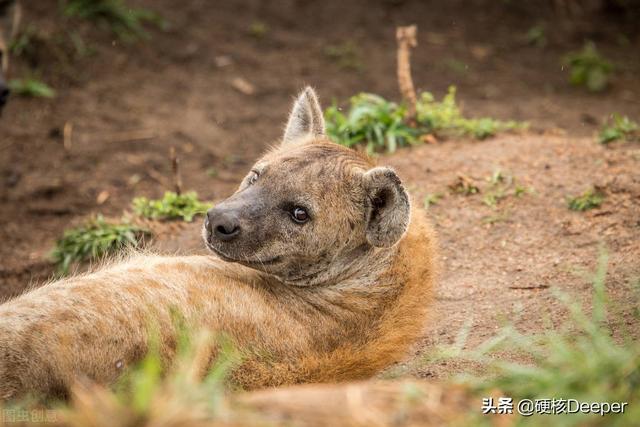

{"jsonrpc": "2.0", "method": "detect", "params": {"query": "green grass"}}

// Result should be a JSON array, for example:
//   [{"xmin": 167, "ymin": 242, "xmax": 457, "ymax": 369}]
[
  {"xmin": 8, "ymin": 25, "xmax": 40, "ymax": 58},
  {"xmin": 325, "ymin": 93, "xmax": 418, "ymax": 153},
  {"xmin": 132, "ymin": 191, "xmax": 209, "ymax": 222},
  {"xmin": 423, "ymin": 193, "xmax": 444, "ymax": 209},
  {"xmin": 8, "ymin": 78, "xmax": 56, "ymax": 98},
  {"xmin": 324, "ymin": 41, "xmax": 363, "ymax": 71},
  {"xmin": 63, "ymin": 0, "xmax": 165, "ymax": 41},
  {"xmin": 481, "ymin": 211, "xmax": 511, "ymax": 225},
  {"xmin": 448, "ymin": 175, "xmax": 480, "ymax": 196},
  {"xmin": 416, "ymin": 86, "xmax": 525, "ymax": 140},
  {"xmin": 111, "ymin": 323, "xmax": 240, "ymax": 420},
  {"xmin": 4, "ymin": 330, "xmax": 239, "ymax": 425},
  {"xmin": 481, "ymin": 169, "xmax": 532, "ymax": 208},
  {"xmin": 455, "ymin": 252, "xmax": 640, "ymax": 426},
  {"xmin": 599, "ymin": 114, "xmax": 639, "ymax": 145},
  {"xmin": 564, "ymin": 42, "xmax": 613, "ymax": 92},
  {"xmin": 526, "ymin": 25, "xmax": 547, "ymax": 48},
  {"xmin": 57, "ymin": 325, "xmax": 240, "ymax": 426},
  {"xmin": 51, "ymin": 192, "xmax": 209, "ymax": 275},
  {"xmin": 51, "ymin": 216, "xmax": 150, "ymax": 274},
  {"xmin": 248, "ymin": 21, "xmax": 268, "ymax": 38},
  {"xmin": 567, "ymin": 188, "xmax": 605, "ymax": 212},
  {"xmin": 325, "ymin": 87, "xmax": 525, "ymax": 153}
]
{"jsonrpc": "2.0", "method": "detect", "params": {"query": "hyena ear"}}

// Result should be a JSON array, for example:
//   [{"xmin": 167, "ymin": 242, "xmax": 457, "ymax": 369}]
[
  {"xmin": 282, "ymin": 87, "xmax": 325, "ymax": 146},
  {"xmin": 362, "ymin": 167, "xmax": 411, "ymax": 248}
]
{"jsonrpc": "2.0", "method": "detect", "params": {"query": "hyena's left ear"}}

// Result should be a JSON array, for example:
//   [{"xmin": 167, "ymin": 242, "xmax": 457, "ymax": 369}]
[
  {"xmin": 282, "ymin": 87, "xmax": 325, "ymax": 145},
  {"xmin": 363, "ymin": 167, "xmax": 411, "ymax": 248}
]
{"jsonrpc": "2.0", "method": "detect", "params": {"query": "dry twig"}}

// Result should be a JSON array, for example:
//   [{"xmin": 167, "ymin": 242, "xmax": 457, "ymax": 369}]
[
  {"xmin": 170, "ymin": 146, "xmax": 183, "ymax": 195},
  {"xmin": 63, "ymin": 121, "xmax": 73, "ymax": 151},
  {"xmin": 396, "ymin": 25, "xmax": 418, "ymax": 125}
]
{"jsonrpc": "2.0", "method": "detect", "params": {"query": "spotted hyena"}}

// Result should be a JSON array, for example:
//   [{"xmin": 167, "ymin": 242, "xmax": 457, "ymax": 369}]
[{"xmin": 0, "ymin": 87, "xmax": 437, "ymax": 399}]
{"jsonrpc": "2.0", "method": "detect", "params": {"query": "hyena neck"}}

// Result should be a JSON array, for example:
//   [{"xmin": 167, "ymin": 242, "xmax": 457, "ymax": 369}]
[
  {"xmin": 309, "ymin": 209, "xmax": 434, "ymax": 314},
  {"xmin": 283, "ymin": 244, "xmax": 399, "ymax": 289}
]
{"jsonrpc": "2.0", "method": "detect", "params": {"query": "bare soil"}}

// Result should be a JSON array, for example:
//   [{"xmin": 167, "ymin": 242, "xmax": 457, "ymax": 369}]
[{"xmin": 0, "ymin": 0, "xmax": 639, "ymax": 379}]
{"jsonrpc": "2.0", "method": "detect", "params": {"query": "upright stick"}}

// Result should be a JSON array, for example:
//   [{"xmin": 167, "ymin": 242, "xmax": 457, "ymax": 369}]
[
  {"xmin": 396, "ymin": 25, "xmax": 418, "ymax": 126},
  {"xmin": 170, "ymin": 146, "xmax": 183, "ymax": 196}
]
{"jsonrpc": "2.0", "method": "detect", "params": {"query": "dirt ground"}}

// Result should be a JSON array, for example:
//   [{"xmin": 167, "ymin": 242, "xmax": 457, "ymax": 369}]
[{"xmin": 0, "ymin": 0, "xmax": 639, "ymax": 381}]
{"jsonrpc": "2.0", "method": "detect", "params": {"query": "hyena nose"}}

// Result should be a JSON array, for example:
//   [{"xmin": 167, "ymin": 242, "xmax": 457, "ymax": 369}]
[{"xmin": 207, "ymin": 209, "xmax": 241, "ymax": 242}]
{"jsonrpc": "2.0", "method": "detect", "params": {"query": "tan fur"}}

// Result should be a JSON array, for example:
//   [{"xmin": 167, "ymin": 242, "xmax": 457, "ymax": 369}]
[
  {"xmin": 232, "ymin": 206, "xmax": 436, "ymax": 388},
  {"xmin": 0, "ymin": 89, "xmax": 437, "ymax": 400}
]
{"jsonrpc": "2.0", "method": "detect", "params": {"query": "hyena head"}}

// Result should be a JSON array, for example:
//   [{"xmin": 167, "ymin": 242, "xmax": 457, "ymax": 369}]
[
  {"xmin": 0, "ymin": 0, "xmax": 19, "ymax": 110},
  {"xmin": 203, "ymin": 87, "xmax": 411, "ymax": 286}
]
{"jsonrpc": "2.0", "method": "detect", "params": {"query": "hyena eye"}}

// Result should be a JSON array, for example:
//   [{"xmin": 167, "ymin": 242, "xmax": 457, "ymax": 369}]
[
  {"xmin": 290, "ymin": 207, "xmax": 309, "ymax": 223},
  {"xmin": 248, "ymin": 171, "xmax": 259, "ymax": 185}
]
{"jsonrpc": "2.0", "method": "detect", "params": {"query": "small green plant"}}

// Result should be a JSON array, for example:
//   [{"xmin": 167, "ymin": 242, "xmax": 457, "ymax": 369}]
[
  {"xmin": 9, "ymin": 25, "xmax": 40, "ymax": 58},
  {"xmin": 514, "ymin": 184, "xmax": 529, "ymax": 197},
  {"xmin": 526, "ymin": 25, "xmax": 547, "ymax": 48},
  {"xmin": 482, "ymin": 189, "xmax": 507, "ymax": 208},
  {"xmin": 63, "ymin": 0, "xmax": 165, "ymax": 41},
  {"xmin": 325, "ymin": 93, "xmax": 418, "ymax": 153},
  {"xmin": 567, "ymin": 187, "xmax": 604, "ymax": 211},
  {"xmin": 564, "ymin": 42, "xmax": 613, "ymax": 92},
  {"xmin": 67, "ymin": 31, "xmax": 96, "ymax": 58},
  {"xmin": 440, "ymin": 57, "xmax": 469, "ymax": 75},
  {"xmin": 132, "ymin": 191, "xmax": 209, "ymax": 222},
  {"xmin": 598, "ymin": 114, "xmax": 639, "ymax": 144},
  {"xmin": 483, "ymin": 170, "xmax": 509, "ymax": 207},
  {"xmin": 248, "ymin": 21, "xmax": 268, "ymax": 38},
  {"xmin": 8, "ymin": 78, "xmax": 56, "ymax": 98},
  {"xmin": 481, "ymin": 211, "xmax": 511, "ymax": 224},
  {"xmin": 423, "ymin": 193, "xmax": 443, "ymax": 209},
  {"xmin": 449, "ymin": 175, "xmax": 480, "ymax": 196},
  {"xmin": 325, "ymin": 87, "xmax": 525, "ymax": 152},
  {"xmin": 52, "ymin": 216, "xmax": 149, "ymax": 274},
  {"xmin": 480, "ymin": 170, "xmax": 534, "ymax": 208},
  {"xmin": 324, "ymin": 41, "xmax": 363, "ymax": 70},
  {"xmin": 417, "ymin": 86, "xmax": 525, "ymax": 140}
]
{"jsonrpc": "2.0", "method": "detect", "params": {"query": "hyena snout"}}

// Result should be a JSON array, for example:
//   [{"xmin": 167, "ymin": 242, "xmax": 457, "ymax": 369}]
[{"xmin": 206, "ymin": 207, "xmax": 241, "ymax": 242}]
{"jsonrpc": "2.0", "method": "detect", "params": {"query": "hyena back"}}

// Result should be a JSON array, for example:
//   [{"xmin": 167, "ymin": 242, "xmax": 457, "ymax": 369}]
[{"xmin": 0, "ymin": 87, "xmax": 437, "ymax": 399}]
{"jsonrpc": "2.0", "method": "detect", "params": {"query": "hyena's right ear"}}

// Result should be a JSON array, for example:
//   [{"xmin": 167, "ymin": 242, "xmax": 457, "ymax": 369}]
[
  {"xmin": 362, "ymin": 167, "xmax": 411, "ymax": 248},
  {"xmin": 282, "ymin": 87, "xmax": 325, "ymax": 146}
]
